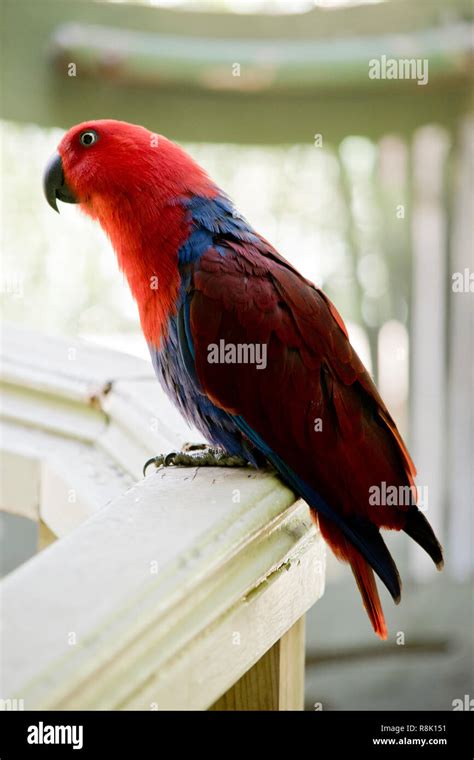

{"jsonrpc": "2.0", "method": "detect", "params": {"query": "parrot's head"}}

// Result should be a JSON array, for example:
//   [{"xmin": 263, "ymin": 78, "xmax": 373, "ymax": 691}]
[
  {"xmin": 43, "ymin": 120, "xmax": 217, "ymax": 343},
  {"xmin": 43, "ymin": 119, "xmax": 215, "ymax": 220}
]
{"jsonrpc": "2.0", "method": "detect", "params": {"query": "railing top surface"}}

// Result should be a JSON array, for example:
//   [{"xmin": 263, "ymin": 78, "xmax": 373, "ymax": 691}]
[{"xmin": 0, "ymin": 324, "xmax": 325, "ymax": 709}]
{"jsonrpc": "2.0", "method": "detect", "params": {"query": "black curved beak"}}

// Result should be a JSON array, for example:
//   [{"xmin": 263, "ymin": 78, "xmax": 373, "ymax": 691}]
[{"xmin": 43, "ymin": 152, "xmax": 78, "ymax": 213}]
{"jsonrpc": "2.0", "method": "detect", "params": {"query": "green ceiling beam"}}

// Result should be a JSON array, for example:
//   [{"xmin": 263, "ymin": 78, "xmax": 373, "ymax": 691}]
[
  {"xmin": 49, "ymin": 21, "xmax": 473, "ymax": 92},
  {"xmin": 1, "ymin": 0, "xmax": 473, "ymax": 144}
]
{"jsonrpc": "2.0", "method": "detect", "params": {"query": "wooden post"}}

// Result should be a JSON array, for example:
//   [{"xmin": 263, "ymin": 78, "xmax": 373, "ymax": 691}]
[
  {"xmin": 38, "ymin": 520, "xmax": 56, "ymax": 551},
  {"xmin": 210, "ymin": 617, "xmax": 305, "ymax": 711}
]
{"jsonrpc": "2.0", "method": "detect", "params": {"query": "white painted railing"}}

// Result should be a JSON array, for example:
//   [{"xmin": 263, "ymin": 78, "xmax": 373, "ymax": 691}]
[{"xmin": 0, "ymin": 324, "xmax": 325, "ymax": 710}]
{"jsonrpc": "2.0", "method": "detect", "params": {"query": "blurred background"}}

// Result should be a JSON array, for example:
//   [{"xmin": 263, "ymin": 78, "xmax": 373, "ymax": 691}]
[{"xmin": 1, "ymin": 0, "xmax": 472, "ymax": 710}]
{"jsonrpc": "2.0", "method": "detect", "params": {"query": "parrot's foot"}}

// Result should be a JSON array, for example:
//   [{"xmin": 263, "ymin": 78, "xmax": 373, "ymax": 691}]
[{"xmin": 143, "ymin": 443, "xmax": 249, "ymax": 476}]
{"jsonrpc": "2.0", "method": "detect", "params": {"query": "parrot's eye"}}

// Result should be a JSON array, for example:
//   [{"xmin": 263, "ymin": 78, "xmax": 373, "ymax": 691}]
[{"xmin": 79, "ymin": 130, "xmax": 99, "ymax": 147}]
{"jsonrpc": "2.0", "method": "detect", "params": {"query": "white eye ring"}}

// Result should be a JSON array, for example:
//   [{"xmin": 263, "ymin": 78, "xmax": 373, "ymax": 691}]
[{"xmin": 80, "ymin": 130, "xmax": 99, "ymax": 147}]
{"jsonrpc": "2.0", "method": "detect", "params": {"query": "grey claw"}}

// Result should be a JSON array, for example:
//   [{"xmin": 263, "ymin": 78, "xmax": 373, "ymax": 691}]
[{"xmin": 143, "ymin": 456, "xmax": 158, "ymax": 477}]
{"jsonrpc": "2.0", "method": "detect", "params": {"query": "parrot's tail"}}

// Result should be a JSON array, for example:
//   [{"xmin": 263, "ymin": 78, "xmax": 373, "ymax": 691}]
[
  {"xmin": 316, "ymin": 512, "xmax": 398, "ymax": 639},
  {"xmin": 403, "ymin": 506, "xmax": 444, "ymax": 570},
  {"xmin": 349, "ymin": 552, "xmax": 387, "ymax": 640}
]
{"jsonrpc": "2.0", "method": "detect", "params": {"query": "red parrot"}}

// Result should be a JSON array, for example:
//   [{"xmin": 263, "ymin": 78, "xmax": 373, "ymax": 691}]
[{"xmin": 43, "ymin": 119, "xmax": 443, "ymax": 638}]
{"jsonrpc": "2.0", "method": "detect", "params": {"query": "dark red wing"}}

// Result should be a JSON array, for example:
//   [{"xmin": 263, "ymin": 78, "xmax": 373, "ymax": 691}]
[{"xmin": 190, "ymin": 239, "xmax": 415, "ymax": 530}]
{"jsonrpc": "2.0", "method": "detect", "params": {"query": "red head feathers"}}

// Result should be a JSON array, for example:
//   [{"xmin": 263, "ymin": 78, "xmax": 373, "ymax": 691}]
[{"xmin": 50, "ymin": 119, "xmax": 217, "ymax": 344}]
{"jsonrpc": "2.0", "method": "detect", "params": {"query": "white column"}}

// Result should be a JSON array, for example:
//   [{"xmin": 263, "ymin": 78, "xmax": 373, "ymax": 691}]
[
  {"xmin": 410, "ymin": 126, "xmax": 450, "ymax": 579},
  {"xmin": 447, "ymin": 117, "xmax": 474, "ymax": 581}
]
